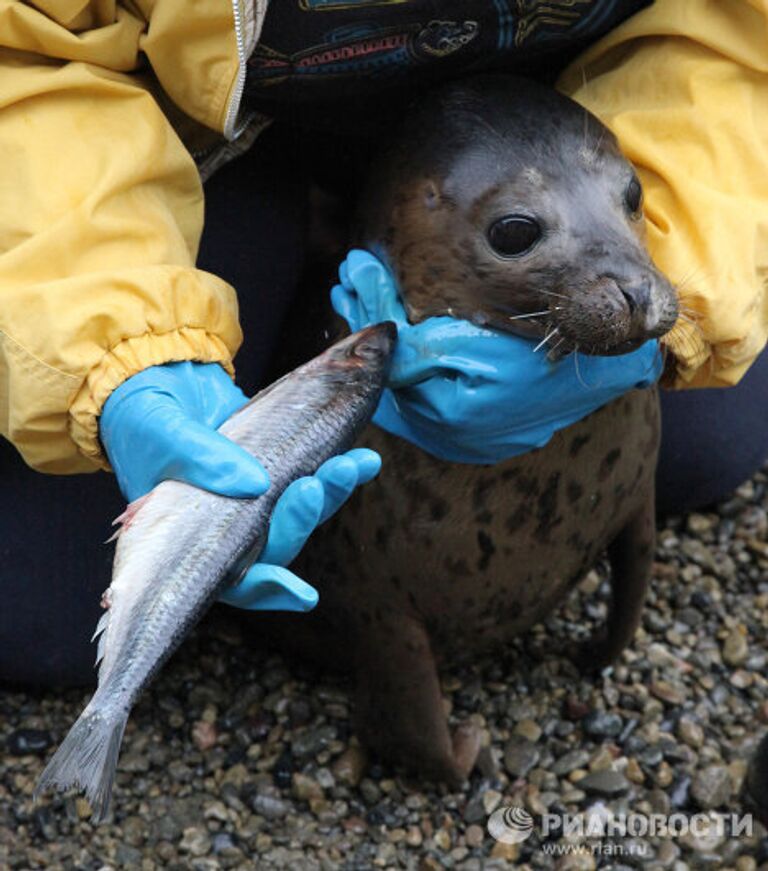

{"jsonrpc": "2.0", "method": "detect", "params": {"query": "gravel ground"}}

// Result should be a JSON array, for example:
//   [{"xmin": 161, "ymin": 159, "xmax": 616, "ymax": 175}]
[{"xmin": 2, "ymin": 465, "xmax": 768, "ymax": 870}]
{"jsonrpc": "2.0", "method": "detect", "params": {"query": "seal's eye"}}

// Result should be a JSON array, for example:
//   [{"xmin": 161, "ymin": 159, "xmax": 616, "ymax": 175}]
[
  {"xmin": 487, "ymin": 216, "xmax": 541, "ymax": 257},
  {"xmin": 625, "ymin": 175, "xmax": 643, "ymax": 217}
]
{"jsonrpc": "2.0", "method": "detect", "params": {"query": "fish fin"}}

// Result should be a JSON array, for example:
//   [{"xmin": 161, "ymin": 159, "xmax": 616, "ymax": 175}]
[
  {"xmin": 109, "ymin": 494, "xmax": 151, "ymax": 536},
  {"xmin": 90, "ymin": 611, "xmax": 110, "ymax": 643},
  {"xmin": 94, "ymin": 632, "xmax": 107, "ymax": 667},
  {"xmin": 34, "ymin": 706, "xmax": 127, "ymax": 824}
]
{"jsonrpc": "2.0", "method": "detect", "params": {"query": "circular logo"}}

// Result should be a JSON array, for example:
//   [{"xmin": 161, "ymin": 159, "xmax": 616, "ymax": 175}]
[{"xmin": 487, "ymin": 805, "xmax": 535, "ymax": 844}]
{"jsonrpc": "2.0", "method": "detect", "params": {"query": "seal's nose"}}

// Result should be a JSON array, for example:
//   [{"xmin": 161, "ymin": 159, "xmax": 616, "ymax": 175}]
[{"xmin": 619, "ymin": 279, "xmax": 651, "ymax": 318}]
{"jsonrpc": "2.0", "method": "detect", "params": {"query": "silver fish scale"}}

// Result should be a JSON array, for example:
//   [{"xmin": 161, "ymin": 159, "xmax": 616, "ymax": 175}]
[{"xmin": 100, "ymin": 365, "xmax": 380, "ymax": 708}]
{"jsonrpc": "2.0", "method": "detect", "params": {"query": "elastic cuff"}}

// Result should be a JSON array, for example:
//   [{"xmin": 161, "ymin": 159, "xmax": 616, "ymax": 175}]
[
  {"xmin": 662, "ymin": 318, "xmax": 711, "ymax": 388},
  {"xmin": 68, "ymin": 327, "xmax": 235, "ymax": 469}
]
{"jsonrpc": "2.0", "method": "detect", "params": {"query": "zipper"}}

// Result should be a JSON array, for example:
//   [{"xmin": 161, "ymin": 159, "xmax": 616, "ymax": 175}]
[{"xmin": 223, "ymin": 0, "xmax": 248, "ymax": 140}]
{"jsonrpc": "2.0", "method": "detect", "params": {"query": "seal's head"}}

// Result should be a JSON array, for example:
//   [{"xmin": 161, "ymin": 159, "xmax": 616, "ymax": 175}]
[{"xmin": 356, "ymin": 75, "xmax": 678, "ymax": 356}]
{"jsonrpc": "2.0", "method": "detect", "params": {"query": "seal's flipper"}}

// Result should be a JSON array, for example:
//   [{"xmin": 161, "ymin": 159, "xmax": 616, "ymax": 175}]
[
  {"xmin": 578, "ymin": 491, "xmax": 655, "ymax": 671},
  {"xmin": 352, "ymin": 614, "xmax": 479, "ymax": 786}
]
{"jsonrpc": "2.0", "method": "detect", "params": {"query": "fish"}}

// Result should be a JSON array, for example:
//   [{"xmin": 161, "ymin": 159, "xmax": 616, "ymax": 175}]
[{"xmin": 34, "ymin": 322, "xmax": 397, "ymax": 822}]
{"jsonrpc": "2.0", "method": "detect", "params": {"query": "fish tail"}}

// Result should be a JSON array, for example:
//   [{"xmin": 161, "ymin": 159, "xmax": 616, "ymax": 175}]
[{"xmin": 34, "ymin": 704, "xmax": 127, "ymax": 823}]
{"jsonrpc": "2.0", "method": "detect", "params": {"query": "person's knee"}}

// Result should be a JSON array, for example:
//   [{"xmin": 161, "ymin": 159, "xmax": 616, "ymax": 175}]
[{"xmin": 657, "ymin": 347, "xmax": 768, "ymax": 514}]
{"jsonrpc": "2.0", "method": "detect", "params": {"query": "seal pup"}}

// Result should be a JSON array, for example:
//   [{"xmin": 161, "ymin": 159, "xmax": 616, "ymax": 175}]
[
  {"xmin": 356, "ymin": 75, "xmax": 678, "ymax": 357},
  {"xmin": 262, "ymin": 76, "xmax": 678, "ymax": 785}
]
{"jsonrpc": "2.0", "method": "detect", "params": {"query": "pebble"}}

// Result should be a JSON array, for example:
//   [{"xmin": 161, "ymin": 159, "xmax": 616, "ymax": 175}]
[
  {"xmin": 179, "ymin": 827, "xmax": 212, "ymax": 857},
  {"xmin": 292, "ymin": 772, "xmax": 323, "ymax": 802},
  {"xmin": 119, "ymin": 751, "xmax": 150, "ymax": 773},
  {"xmin": 669, "ymin": 775, "xmax": 691, "ymax": 808},
  {"xmin": 625, "ymin": 758, "xmax": 645, "ymax": 784},
  {"xmin": 465, "ymin": 823, "xmax": 484, "ymax": 847},
  {"xmin": 342, "ymin": 816, "xmax": 366, "ymax": 834},
  {"xmin": 291, "ymin": 724, "xmax": 337, "ymax": 757},
  {"xmin": 647, "ymin": 643, "xmax": 682, "ymax": 669},
  {"xmin": 582, "ymin": 710, "xmax": 623, "ymax": 739},
  {"xmin": 359, "ymin": 778, "xmax": 381, "ymax": 805},
  {"xmin": 433, "ymin": 828, "xmax": 452, "ymax": 851},
  {"xmin": 576, "ymin": 769, "xmax": 631, "ymax": 797},
  {"xmin": 191, "ymin": 720, "xmax": 217, "ymax": 751},
  {"xmin": 6, "ymin": 729, "xmax": 52, "ymax": 755},
  {"xmin": 554, "ymin": 854, "xmax": 596, "ymax": 871},
  {"xmin": 588, "ymin": 746, "xmax": 615, "ymax": 771},
  {"xmin": 514, "ymin": 718, "xmax": 542, "ymax": 742},
  {"xmin": 565, "ymin": 697, "xmax": 591, "ymax": 720},
  {"xmin": 251, "ymin": 794, "xmax": 288, "ymax": 820},
  {"xmin": 650, "ymin": 681, "xmax": 685, "ymax": 705},
  {"xmin": 677, "ymin": 715, "xmax": 705, "ymax": 748},
  {"xmin": 490, "ymin": 842, "xmax": 520, "ymax": 861},
  {"xmin": 463, "ymin": 794, "xmax": 487, "ymax": 824},
  {"xmin": 655, "ymin": 840, "xmax": 680, "ymax": 867},
  {"xmin": 690, "ymin": 765, "xmax": 733, "ymax": 809},
  {"xmin": 679, "ymin": 814, "xmax": 726, "ymax": 852},
  {"xmin": 287, "ymin": 698, "xmax": 313, "ymax": 727},
  {"xmin": 115, "ymin": 844, "xmax": 143, "ymax": 866},
  {"xmin": 203, "ymin": 801, "xmax": 229, "ymax": 823},
  {"xmin": 482, "ymin": 789, "xmax": 503, "ymax": 815},
  {"xmin": 404, "ymin": 825, "xmax": 422, "ymax": 847},
  {"xmin": 730, "ymin": 668, "xmax": 753, "ymax": 688},
  {"xmin": 121, "ymin": 815, "xmax": 146, "ymax": 846},
  {"xmin": 212, "ymin": 832, "xmax": 237, "ymax": 855},
  {"xmin": 503, "ymin": 738, "xmax": 540, "ymax": 778},
  {"xmin": 552, "ymin": 749, "xmax": 592, "ymax": 775},
  {"xmin": 723, "ymin": 630, "xmax": 749, "ymax": 666},
  {"xmin": 332, "ymin": 745, "xmax": 367, "ymax": 787}
]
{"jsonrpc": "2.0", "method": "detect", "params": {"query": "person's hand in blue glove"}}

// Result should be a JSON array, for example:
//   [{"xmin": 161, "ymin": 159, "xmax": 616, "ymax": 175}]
[
  {"xmin": 100, "ymin": 361, "xmax": 381, "ymax": 612},
  {"xmin": 332, "ymin": 250, "xmax": 663, "ymax": 464}
]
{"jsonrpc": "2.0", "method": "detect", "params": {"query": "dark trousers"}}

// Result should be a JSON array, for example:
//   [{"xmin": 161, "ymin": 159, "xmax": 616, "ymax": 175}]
[{"xmin": 1, "ymin": 130, "xmax": 766, "ymax": 688}]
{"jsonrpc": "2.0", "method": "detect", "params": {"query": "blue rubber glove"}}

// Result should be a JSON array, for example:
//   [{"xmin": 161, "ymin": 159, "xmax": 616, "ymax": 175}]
[
  {"xmin": 331, "ymin": 250, "xmax": 663, "ymax": 464},
  {"xmin": 217, "ymin": 448, "xmax": 381, "ymax": 610},
  {"xmin": 100, "ymin": 361, "xmax": 381, "ymax": 612}
]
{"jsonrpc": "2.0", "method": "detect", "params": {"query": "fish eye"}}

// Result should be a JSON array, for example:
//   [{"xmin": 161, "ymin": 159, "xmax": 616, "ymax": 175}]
[
  {"xmin": 625, "ymin": 174, "xmax": 643, "ymax": 217},
  {"xmin": 487, "ymin": 215, "xmax": 542, "ymax": 257}
]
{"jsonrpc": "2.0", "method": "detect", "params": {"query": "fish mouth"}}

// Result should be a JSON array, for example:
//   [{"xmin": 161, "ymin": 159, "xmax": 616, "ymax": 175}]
[{"xmin": 347, "ymin": 322, "xmax": 398, "ymax": 362}]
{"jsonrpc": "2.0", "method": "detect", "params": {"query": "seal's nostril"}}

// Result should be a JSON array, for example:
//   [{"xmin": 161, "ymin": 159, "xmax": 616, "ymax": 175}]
[{"xmin": 620, "ymin": 288, "xmax": 637, "ymax": 315}]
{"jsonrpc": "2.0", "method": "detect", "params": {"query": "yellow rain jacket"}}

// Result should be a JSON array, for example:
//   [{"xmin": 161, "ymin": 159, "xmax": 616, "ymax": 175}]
[{"xmin": 0, "ymin": 0, "xmax": 766, "ymax": 475}]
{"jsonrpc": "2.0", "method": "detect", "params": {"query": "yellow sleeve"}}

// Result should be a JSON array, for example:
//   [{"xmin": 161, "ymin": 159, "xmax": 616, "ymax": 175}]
[
  {"xmin": 558, "ymin": 0, "xmax": 768, "ymax": 388},
  {"xmin": 0, "ymin": 55, "xmax": 242, "ymax": 474}
]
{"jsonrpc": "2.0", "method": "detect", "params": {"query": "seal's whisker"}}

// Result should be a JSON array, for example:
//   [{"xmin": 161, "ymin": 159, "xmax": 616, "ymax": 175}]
[
  {"xmin": 573, "ymin": 346, "xmax": 590, "ymax": 389},
  {"xmin": 547, "ymin": 336, "xmax": 566, "ymax": 360},
  {"xmin": 533, "ymin": 327, "xmax": 559, "ymax": 353},
  {"xmin": 538, "ymin": 290, "xmax": 569, "ymax": 301},
  {"xmin": 675, "ymin": 265, "xmax": 710, "ymax": 288},
  {"xmin": 506, "ymin": 310, "xmax": 549, "ymax": 321},
  {"xmin": 591, "ymin": 128, "xmax": 606, "ymax": 163},
  {"xmin": 673, "ymin": 266, "xmax": 716, "ymax": 302}
]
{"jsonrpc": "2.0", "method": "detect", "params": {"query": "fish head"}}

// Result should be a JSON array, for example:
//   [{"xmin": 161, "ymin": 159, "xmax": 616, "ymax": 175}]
[
  {"xmin": 291, "ymin": 323, "xmax": 396, "ymax": 448},
  {"xmin": 324, "ymin": 322, "xmax": 397, "ymax": 384}
]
